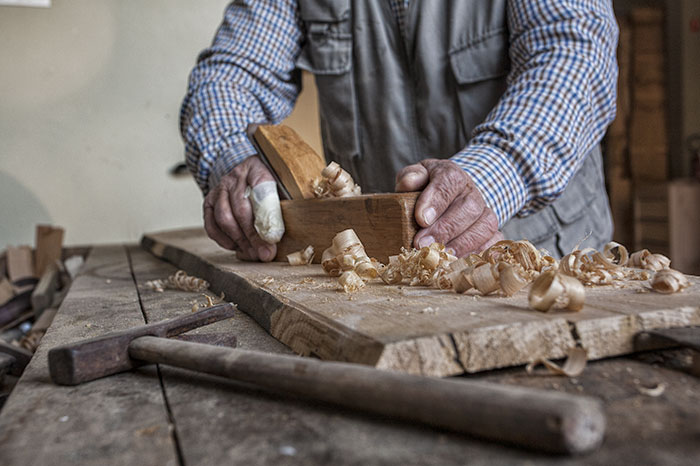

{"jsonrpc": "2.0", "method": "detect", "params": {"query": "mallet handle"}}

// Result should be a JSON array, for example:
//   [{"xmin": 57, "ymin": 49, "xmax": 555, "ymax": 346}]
[{"xmin": 129, "ymin": 336, "xmax": 605, "ymax": 455}]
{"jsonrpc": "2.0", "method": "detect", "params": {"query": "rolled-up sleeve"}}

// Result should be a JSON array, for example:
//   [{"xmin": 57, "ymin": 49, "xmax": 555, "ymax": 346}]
[
  {"xmin": 451, "ymin": 0, "xmax": 618, "ymax": 227},
  {"xmin": 180, "ymin": 0, "xmax": 304, "ymax": 193}
]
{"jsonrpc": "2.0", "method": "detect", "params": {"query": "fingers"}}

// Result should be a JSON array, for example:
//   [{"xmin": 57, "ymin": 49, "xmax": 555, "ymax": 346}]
[
  {"xmin": 203, "ymin": 199, "xmax": 235, "ymax": 250},
  {"xmin": 395, "ymin": 163, "xmax": 429, "ymax": 193},
  {"xmin": 212, "ymin": 185, "xmax": 254, "ymax": 257},
  {"xmin": 229, "ymin": 180, "xmax": 276, "ymax": 262},
  {"xmin": 444, "ymin": 208, "xmax": 500, "ymax": 257},
  {"xmin": 413, "ymin": 159, "xmax": 468, "ymax": 228},
  {"xmin": 201, "ymin": 156, "xmax": 279, "ymax": 262},
  {"xmin": 413, "ymin": 186, "xmax": 485, "ymax": 249}
]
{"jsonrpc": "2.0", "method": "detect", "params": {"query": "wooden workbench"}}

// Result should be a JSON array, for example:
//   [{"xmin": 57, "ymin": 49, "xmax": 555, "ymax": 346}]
[{"xmin": 0, "ymin": 245, "xmax": 698, "ymax": 465}]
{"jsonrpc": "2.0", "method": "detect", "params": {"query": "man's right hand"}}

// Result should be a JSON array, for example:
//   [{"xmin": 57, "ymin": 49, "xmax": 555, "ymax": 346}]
[{"xmin": 203, "ymin": 156, "xmax": 277, "ymax": 262}]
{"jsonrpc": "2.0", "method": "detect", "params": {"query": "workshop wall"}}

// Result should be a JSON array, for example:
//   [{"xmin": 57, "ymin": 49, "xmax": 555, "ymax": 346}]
[{"xmin": 0, "ymin": 0, "xmax": 322, "ymax": 250}]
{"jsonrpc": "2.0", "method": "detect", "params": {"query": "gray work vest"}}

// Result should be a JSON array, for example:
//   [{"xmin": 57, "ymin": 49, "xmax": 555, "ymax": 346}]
[{"xmin": 295, "ymin": 0, "xmax": 613, "ymax": 257}]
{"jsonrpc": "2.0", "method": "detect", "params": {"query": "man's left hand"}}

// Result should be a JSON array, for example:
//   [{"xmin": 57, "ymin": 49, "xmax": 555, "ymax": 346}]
[{"xmin": 395, "ymin": 159, "xmax": 503, "ymax": 257}]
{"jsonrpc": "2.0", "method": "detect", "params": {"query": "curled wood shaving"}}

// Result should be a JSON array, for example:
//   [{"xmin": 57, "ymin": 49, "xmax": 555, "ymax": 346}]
[
  {"xmin": 447, "ymin": 240, "xmax": 550, "ymax": 296},
  {"xmin": 380, "ymin": 243, "xmax": 456, "ymax": 287},
  {"xmin": 321, "ymin": 229, "xmax": 377, "ymax": 292},
  {"xmin": 629, "ymin": 249, "xmax": 671, "ymax": 271},
  {"xmin": 651, "ymin": 268, "xmax": 690, "ymax": 294},
  {"xmin": 338, "ymin": 270, "xmax": 365, "ymax": 292},
  {"xmin": 526, "ymin": 347, "xmax": 588, "ymax": 377},
  {"xmin": 191, "ymin": 292, "xmax": 225, "ymax": 312},
  {"xmin": 144, "ymin": 270, "xmax": 210, "ymax": 293},
  {"xmin": 637, "ymin": 383, "xmax": 666, "ymax": 397},
  {"xmin": 287, "ymin": 245, "xmax": 315, "ymax": 266},
  {"xmin": 312, "ymin": 161, "xmax": 362, "ymax": 198},
  {"xmin": 529, "ymin": 269, "xmax": 585, "ymax": 312}
]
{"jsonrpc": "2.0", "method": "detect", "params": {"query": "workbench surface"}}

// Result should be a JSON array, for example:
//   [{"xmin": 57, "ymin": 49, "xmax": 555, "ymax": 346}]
[{"xmin": 0, "ymin": 245, "xmax": 698, "ymax": 465}]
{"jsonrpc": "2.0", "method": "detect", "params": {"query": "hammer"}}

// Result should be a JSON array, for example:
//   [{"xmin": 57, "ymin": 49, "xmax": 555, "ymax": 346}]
[{"xmin": 48, "ymin": 303, "xmax": 605, "ymax": 455}]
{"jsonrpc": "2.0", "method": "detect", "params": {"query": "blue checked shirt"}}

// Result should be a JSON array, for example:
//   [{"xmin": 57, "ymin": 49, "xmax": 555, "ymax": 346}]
[{"xmin": 180, "ymin": 0, "xmax": 618, "ymax": 227}]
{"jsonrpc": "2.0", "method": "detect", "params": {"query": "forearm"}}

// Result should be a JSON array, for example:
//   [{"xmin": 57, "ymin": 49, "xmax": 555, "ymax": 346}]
[
  {"xmin": 179, "ymin": 0, "xmax": 303, "ymax": 194},
  {"xmin": 451, "ymin": 0, "xmax": 618, "ymax": 227}
]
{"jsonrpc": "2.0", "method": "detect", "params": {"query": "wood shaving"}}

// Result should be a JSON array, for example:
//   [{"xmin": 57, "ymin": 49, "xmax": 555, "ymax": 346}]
[
  {"xmin": 338, "ymin": 270, "xmax": 365, "ymax": 292},
  {"xmin": 380, "ymin": 243, "xmax": 456, "ymax": 287},
  {"xmin": 191, "ymin": 292, "xmax": 225, "ymax": 312},
  {"xmin": 311, "ymin": 161, "xmax": 362, "ymax": 198},
  {"xmin": 321, "ymin": 229, "xmax": 378, "ymax": 292},
  {"xmin": 637, "ymin": 383, "xmax": 666, "ymax": 397},
  {"xmin": 651, "ymin": 268, "xmax": 690, "ymax": 294},
  {"xmin": 529, "ymin": 269, "xmax": 585, "ymax": 312},
  {"xmin": 287, "ymin": 245, "xmax": 315, "ymax": 265},
  {"xmin": 526, "ymin": 347, "xmax": 588, "ymax": 377},
  {"xmin": 144, "ymin": 270, "xmax": 209, "ymax": 293}
]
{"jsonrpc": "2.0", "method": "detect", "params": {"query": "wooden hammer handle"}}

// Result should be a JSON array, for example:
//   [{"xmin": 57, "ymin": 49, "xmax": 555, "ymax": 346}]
[{"xmin": 129, "ymin": 336, "xmax": 605, "ymax": 455}]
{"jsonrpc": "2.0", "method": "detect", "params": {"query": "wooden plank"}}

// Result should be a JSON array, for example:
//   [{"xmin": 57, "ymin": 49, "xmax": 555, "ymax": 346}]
[
  {"xmin": 129, "ymin": 246, "xmax": 700, "ymax": 466},
  {"xmin": 30, "ymin": 262, "xmax": 60, "ymax": 316},
  {"xmin": 34, "ymin": 225, "xmax": 64, "ymax": 277},
  {"xmin": 142, "ymin": 228, "xmax": 700, "ymax": 376},
  {"xmin": 254, "ymin": 124, "xmax": 326, "ymax": 199},
  {"xmin": 277, "ymin": 192, "xmax": 419, "ymax": 263},
  {"xmin": 6, "ymin": 246, "xmax": 34, "ymax": 283},
  {"xmin": 669, "ymin": 179, "xmax": 700, "ymax": 275},
  {"xmin": 0, "ymin": 246, "xmax": 178, "ymax": 466},
  {"xmin": 0, "ymin": 278, "xmax": 13, "ymax": 307}
]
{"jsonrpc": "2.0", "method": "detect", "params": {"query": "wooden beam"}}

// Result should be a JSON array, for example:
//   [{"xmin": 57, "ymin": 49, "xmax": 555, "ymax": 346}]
[
  {"xmin": 277, "ymin": 192, "xmax": 419, "ymax": 263},
  {"xmin": 6, "ymin": 246, "xmax": 34, "ymax": 283},
  {"xmin": 253, "ymin": 124, "xmax": 326, "ymax": 199},
  {"xmin": 35, "ymin": 225, "xmax": 64, "ymax": 277}
]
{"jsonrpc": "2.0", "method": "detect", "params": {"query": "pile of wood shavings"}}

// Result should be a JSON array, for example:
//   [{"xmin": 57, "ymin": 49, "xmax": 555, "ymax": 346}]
[
  {"xmin": 144, "ymin": 270, "xmax": 209, "ymax": 293},
  {"xmin": 321, "ymin": 229, "xmax": 379, "ymax": 292},
  {"xmin": 311, "ymin": 162, "xmax": 362, "ymax": 198},
  {"xmin": 380, "ymin": 243, "xmax": 456, "ymax": 287},
  {"xmin": 318, "ymin": 232, "xmax": 691, "ymax": 311}
]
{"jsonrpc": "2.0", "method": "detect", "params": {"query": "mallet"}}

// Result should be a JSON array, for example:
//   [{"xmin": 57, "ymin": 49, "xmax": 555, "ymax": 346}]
[{"xmin": 48, "ymin": 303, "xmax": 605, "ymax": 455}]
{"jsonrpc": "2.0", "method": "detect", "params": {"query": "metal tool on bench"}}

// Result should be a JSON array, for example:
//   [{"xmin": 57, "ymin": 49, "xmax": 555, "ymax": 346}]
[{"xmin": 48, "ymin": 302, "xmax": 605, "ymax": 455}]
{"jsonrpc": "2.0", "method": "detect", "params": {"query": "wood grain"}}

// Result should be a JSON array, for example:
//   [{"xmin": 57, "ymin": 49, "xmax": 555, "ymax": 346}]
[
  {"xmin": 0, "ymin": 246, "xmax": 178, "ymax": 466},
  {"xmin": 277, "ymin": 192, "xmax": 419, "ymax": 263},
  {"xmin": 254, "ymin": 124, "xmax": 326, "ymax": 199},
  {"xmin": 142, "ymin": 228, "xmax": 700, "ymax": 377}
]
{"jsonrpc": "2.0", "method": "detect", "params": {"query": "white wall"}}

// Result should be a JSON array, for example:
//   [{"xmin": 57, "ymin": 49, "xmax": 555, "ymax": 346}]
[{"xmin": 0, "ymin": 0, "xmax": 322, "ymax": 249}]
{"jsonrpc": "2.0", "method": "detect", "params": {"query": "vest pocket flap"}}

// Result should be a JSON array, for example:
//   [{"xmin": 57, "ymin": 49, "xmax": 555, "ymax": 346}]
[
  {"xmin": 299, "ymin": 0, "xmax": 350, "ymax": 22},
  {"xmin": 296, "ymin": 33, "xmax": 352, "ymax": 75},
  {"xmin": 449, "ymin": 31, "xmax": 509, "ymax": 85}
]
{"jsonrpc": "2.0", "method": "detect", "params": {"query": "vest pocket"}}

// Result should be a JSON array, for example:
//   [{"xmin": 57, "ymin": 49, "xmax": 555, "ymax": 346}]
[
  {"xmin": 448, "ymin": 30, "xmax": 510, "ymax": 141},
  {"xmin": 296, "ymin": 0, "xmax": 361, "ymax": 176},
  {"xmin": 449, "ymin": 29, "xmax": 510, "ymax": 85}
]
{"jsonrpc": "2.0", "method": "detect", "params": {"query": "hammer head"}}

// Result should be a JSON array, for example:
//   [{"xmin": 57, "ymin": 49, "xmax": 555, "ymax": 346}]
[{"xmin": 48, "ymin": 303, "xmax": 235, "ymax": 385}]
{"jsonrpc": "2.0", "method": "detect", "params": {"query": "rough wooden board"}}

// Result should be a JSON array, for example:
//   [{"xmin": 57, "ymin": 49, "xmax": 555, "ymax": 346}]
[
  {"xmin": 0, "ymin": 278, "xmax": 13, "ymax": 307},
  {"xmin": 0, "ymin": 246, "xmax": 178, "ymax": 466},
  {"xmin": 129, "ymin": 245, "xmax": 700, "ymax": 466},
  {"xmin": 253, "ymin": 124, "xmax": 326, "ymax": 200},
  {"xmin": 143, "ymin": 229, "xmax": 700, "ymax": 376},
  {"xmin": 6, "ymin": 245, "xmax": 34, "ymax": 282},
  {"xmin": 277, "ymin": 192, "xmax": 419, "ymax": 263},
  {"xmin": 34, "ymin": 225, "xmax": 64, "ymax": 277}
]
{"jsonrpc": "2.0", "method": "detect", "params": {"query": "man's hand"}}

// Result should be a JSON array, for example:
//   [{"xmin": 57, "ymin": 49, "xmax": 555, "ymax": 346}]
[
  {"xmin": 203, "ymin": 156, "xmax": 278, "ymax": 261},
  {"xmin": 395, "ymin": 159, "xmax": 503, "ymax": 257}
]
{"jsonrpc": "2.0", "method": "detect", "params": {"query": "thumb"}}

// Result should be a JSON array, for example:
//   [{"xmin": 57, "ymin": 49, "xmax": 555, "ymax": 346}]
[
  {"xmin": 395, "ymin": 164, "xmax": 429, "ymax": 192},
  {"xmin": 246, "ymin": 180, "xmax": 285, "ymax": 244}
]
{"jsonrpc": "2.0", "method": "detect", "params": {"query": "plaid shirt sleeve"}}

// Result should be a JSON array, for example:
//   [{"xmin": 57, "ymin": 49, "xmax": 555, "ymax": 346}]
[
  {"xmin": 179, "ymin": 0, "xmax": 303, "ymax": 194},
  {"xmin": 451, "ymin": 0, "xmax": 619, "ymax": 227}
]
